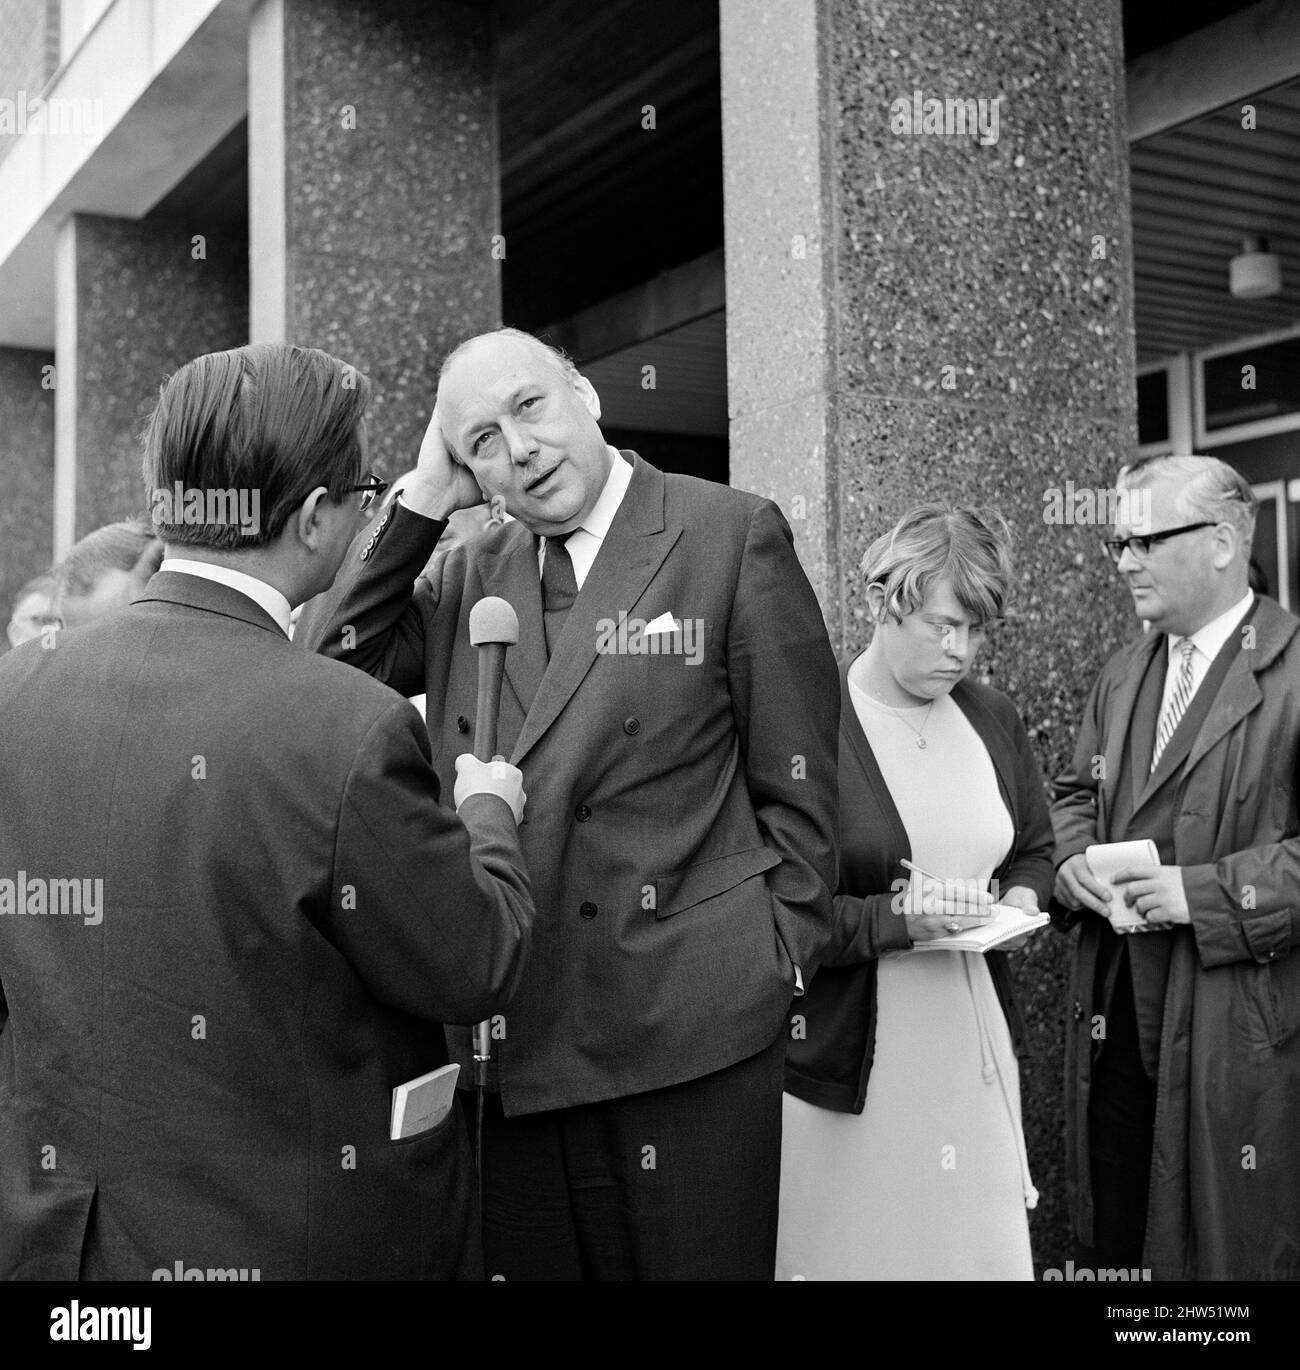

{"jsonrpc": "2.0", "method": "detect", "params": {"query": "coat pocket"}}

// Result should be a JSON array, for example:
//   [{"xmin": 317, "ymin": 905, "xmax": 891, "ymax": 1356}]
[
  {"xmin": 1239, "ymin": 959, "xmax": 1297, "ymax": 1050},
  {"xmin": 652, "ymin": 846, "xmax": 781, "ymax": 920}
]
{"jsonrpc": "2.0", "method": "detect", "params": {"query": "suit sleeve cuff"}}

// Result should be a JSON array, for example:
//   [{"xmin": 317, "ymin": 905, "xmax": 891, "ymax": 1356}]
[
  {"xmin": 877, "ymin": 897, "xmax": 914, "ymax": 953},
  {"xmin": 1184, "ymin": 862, "xmax": 1293, "ymax": 967},
  {"xmin": 396, "ymin": 492, "xmax": 452, "ymax": 527},
  {"xmin": 1243, "ymin": 913, "xmax": 1293, "ymax": 963}
]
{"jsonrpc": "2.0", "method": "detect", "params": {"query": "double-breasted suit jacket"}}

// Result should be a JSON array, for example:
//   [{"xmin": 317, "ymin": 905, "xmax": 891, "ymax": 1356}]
[{"xmin": 307, "ymin": 453, "xmax": 841, "ymax": 1115}]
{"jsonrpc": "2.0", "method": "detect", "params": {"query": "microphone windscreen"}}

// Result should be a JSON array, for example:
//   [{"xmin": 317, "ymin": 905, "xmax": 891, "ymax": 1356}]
[{"xmin": 469, "ymin": 595, "xmax": 520, "ymax": 646}]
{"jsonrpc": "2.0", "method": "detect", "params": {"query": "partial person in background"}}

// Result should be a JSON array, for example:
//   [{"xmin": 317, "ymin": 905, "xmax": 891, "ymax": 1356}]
[
  {"xmin": 53, "ymin": 517, "xmax": 163, "ymax": 631},
  {"xmin": 1052, "ymin": 454, "xmax": 1300, "ymax": 1280},
  {"xmin": 6, "ymin": 573, "xmax": 58, "ymax": 648},
  {"xmin": 780, "ymin": 504, "xmax": 1053, "ymax": 1281}
]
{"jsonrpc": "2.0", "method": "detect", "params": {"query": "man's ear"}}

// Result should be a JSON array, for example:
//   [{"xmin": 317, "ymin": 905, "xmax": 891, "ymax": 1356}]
[
  {"xmin": 132, "ymin": 538, "xmax": 165, "ymax": 585},
  {"xmin": 1211, "ymin": 522, "xmax": 1239, "ymax": 571},
  {"xmin": 573, "ymin": 372, "xmax": 602, "ymax": 422},
  {"xmin": 296, "ymin": 487, "xmax": 332, "ymax": 549}
]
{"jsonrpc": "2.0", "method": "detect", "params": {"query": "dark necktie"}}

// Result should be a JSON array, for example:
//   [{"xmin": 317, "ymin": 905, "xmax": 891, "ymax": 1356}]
[{"xmin": 542, "ymin": 534, "xmax": 578, "ymax": 658}]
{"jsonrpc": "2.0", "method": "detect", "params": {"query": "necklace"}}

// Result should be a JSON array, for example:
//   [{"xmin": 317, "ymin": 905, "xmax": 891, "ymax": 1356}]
[{"xmin": 870, "ymin": 691, "xmax": 935, "ymax": 748}]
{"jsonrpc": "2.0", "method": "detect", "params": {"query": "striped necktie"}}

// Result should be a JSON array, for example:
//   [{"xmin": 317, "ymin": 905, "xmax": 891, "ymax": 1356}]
[{"xmin": 1151, "ymin": 636, "xmax": 1197, "ymax": 772}]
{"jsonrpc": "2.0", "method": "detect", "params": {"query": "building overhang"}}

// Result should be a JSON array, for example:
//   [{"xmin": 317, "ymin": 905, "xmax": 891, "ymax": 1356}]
[{"xmin": 0, "ymin": 0, "xmax": 252, "ymax": 348}]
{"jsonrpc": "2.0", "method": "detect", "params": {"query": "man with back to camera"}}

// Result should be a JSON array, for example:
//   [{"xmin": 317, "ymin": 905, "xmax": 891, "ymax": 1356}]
[
  {"xmin": 1052, "ymin": 453, "xmax": 1300, "ymax": 1280},
  {"xmin": 305, "ymin": 326, "xmax": 840, "ymax": 1280},
  {"xmin": 0, "ymin": 343, "xmax": 534, "ymax": 1280}
]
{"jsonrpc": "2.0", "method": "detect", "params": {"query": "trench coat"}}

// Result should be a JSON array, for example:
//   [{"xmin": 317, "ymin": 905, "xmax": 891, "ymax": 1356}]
[{"xmin": 1052, "ymin": 593, "xmax": 1300, "ymax": 1279}]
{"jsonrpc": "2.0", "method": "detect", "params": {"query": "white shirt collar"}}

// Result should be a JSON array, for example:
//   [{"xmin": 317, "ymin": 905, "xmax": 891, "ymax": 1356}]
[
  {"xmin": 160, "ymin": 558, "xmax": 294, "ymax": 636},
  {"xmin": 537, "ymin": 447, "xmax": 633, "ymax": 585},
  {"xmin": 1170, "ymin": 588, "xmax": 1255, "ymax": 664},
  {"xmin": 574, "ymin": 446, "xmax": 633, "ymax": 543}
]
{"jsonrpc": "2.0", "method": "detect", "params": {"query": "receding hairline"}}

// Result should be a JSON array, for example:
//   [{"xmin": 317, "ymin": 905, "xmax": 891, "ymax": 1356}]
[{"xmin": 437, "ymin": 329, "xmax": 576, "ymax": 392}]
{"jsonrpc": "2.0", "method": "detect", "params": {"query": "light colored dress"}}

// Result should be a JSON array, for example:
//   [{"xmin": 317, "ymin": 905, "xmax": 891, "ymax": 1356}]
[{"xmin": 775, "ymin": 675, "xmax": 1037, "ymax": 1281}]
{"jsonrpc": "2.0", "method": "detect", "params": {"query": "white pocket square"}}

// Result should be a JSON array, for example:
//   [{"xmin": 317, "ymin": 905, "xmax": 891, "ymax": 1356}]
[{"xmin": 643, "ymin": 612, "xmax": 680, "ymax": 636}]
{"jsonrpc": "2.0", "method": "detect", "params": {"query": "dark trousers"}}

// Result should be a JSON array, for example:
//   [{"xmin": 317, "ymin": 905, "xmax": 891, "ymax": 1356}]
[
  {"xmin": 1079, "ymin": 952, "xmax": 1156, "ymax": 1271},
  {"xmin": 468, "ymin": 1034, "xmax": 785, "ymax": 1280}
]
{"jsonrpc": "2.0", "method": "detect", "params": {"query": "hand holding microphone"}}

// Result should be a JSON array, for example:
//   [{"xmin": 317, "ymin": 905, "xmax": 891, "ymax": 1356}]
[
  {"xmin": 463, "ymin": 594, "xmax": 521, "ymax": 1111},
  {"xmin": 454, "ymin": 595, "xmax": 525, "ymax": 823},
  {"xmin": 454, "ymin": 754, "xmax": 525, "ymax": 824}
]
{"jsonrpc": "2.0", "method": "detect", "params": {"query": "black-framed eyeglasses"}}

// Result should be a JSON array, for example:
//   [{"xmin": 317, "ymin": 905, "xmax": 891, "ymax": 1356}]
[
  {"xmin": 1102, "ymin": 521, "xmax": 1216, "ymax": 565},
  {"xmin": 344, "ymin": 472, "xmax": 389, "ymax": 512}
]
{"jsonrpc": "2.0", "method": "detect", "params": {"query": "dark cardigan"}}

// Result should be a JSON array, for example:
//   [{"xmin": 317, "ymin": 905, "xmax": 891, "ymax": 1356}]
[{"xmin": 784, "ymin": 655, "xmax": 1056, "ymax": 1114}]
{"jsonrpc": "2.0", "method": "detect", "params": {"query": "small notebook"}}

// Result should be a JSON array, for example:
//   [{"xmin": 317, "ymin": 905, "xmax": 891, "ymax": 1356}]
[
  {"xmin": 1085, "ymin": 839, "xmax": 1161, "ymax": 930},
  {"xmin": 909, "ymin": 904, "xmax": 1051, "ymax": 953},
  {"xmin": 390, "ymin": 1063, "xmax": 460, "ymax": 1140}
]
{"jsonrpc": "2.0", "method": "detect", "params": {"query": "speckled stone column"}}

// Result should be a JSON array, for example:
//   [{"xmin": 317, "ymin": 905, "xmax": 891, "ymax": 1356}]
[
  {"xmin": 59, "ymin": 211, "xmax": 248, "ymax": 542},
  {"xmin": 723, "ymin": 0, "xmax": 1138, "ymax": 1272},
  {"xmin": 249, "ymin": 0, "xmax": 498, "ymax": 477},
  {"xmin": 0, "ymin": 346, "xmax": 55, "ymax": 641}
]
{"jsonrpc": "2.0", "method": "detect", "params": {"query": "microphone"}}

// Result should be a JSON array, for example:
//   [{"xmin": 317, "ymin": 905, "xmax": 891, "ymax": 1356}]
[
  {"xmin": 468, "ymin": 596, "xmax": 519, "ymax": 1087},
  {"xmin": 468, "ymin": 596, "xmax": 519, "ymax": 763}
]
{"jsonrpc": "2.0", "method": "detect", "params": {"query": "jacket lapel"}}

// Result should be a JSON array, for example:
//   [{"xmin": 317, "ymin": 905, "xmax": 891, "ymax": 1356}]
[
  {"xmin": 511, "ymin": 455, "xmax": 679, "ymax": 764},
  {"xmin": 477, "ymin": 526, "xmax": 548, "ymax": 718},
  {"xmin": 1127, "ymin": 647, "xmax": 1166, "ymax": 815},
  {"xmin": 1179, "ymin": 598, "xmax": 1294, "ymax": 776},
  {"xmin": 1103, "ymin": 631, "xmax": 1162, "ymax": 823},
  {"xmin": 1133, "ymin": 600, "xmax": 1268, "ymax": 813}
]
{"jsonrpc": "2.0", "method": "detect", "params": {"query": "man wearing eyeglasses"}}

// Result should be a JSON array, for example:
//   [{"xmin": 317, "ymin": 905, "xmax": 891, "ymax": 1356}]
[
  {"xmin": 1050, "ymin": 453, "xmax": 1300, "ymax": 1281},
  {"xmin": 0, "ymin": 343, "xmax": 535, "ymax": 1280}
]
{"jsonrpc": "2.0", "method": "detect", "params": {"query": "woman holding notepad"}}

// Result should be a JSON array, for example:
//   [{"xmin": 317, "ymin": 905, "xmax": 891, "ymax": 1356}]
[{"xmin": 777, "ymin": 504, "xmax": 1055, "ymax": 1281}]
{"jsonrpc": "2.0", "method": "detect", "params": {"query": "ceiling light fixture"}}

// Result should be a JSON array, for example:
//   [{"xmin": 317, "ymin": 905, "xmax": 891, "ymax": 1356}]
[{"xmin": 1229, "ymin": 235, "xmax": 1282, "ymax": 299}]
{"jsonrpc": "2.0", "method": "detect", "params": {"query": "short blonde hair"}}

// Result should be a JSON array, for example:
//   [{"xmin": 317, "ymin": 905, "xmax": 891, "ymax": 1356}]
[{"xmin": 861, "ymin": 504, "xmax": 1014, "ymax": 625}]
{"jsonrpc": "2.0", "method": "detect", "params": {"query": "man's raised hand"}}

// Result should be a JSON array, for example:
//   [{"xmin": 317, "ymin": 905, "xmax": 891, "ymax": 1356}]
[{"xmin": 400, "ymin": 405, "xmax": 487, "ymax": 522}]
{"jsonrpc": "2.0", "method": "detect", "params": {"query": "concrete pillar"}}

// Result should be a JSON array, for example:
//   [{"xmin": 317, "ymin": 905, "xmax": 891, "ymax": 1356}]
[
  {"xmin": 722, "ymin": 0, "xmax": 1139, "ymax": 1270},
  {"xmin": 0, "ymin": 346, "xmax": 55, "ymax": 642},
  {"xmin": 249, "ymin": 0, "xmax": 499, "ymax": 474},
  {"xmin": 55, "ymin": 210, "xmax": 248, "ymax": 549}
]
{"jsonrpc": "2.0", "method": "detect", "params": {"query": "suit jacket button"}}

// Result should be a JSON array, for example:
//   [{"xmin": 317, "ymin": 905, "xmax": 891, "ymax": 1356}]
[
  {"xmin": 456, "ymin": 715, "xmax": 469, "ymax": 733},
  {"xmin": 623, "ymin": 717, "xmax": 640, "ymax": 735},
  {"xmin": 580, "ymin": 901, "xmax": 597, "ymax": 920},
  {"xmin": 575, "ymin": 804, "xmax": 592, "ymax": 822}
]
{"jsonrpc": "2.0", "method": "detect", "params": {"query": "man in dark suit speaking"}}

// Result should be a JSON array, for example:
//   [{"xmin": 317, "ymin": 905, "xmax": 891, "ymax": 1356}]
[
  {"xmin": 0, "ymin": 343, "xmax": 534, "ymax": 1281},
  {"xmin": 305, "ymin": 327, "xmax": 840, "ymax": 1279}
]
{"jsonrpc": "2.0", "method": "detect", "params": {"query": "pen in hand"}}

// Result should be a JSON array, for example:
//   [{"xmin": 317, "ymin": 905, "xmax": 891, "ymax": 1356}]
[{"xmin": 899, "ymin": 858, "xmax": 995, "ymax": 926}]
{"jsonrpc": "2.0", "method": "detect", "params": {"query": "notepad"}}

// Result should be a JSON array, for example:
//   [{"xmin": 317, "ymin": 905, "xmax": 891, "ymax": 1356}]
[
  {"xmin": 390, "ymin": 1063, "xmax": 460, "ymax": 1140},
  {"xmin": 1085, "ymin": 840, "xmax": 1161, "ymax": 930},
  {"xmin": 909, "ymin": 904, "xmax": 1051, "ymax": 953}
]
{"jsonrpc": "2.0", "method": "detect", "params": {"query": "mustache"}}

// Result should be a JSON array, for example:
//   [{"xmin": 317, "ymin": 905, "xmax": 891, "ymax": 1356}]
[{"xmin": 524, "ymin": 461, "xmax": 561, "ymax": 490}]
